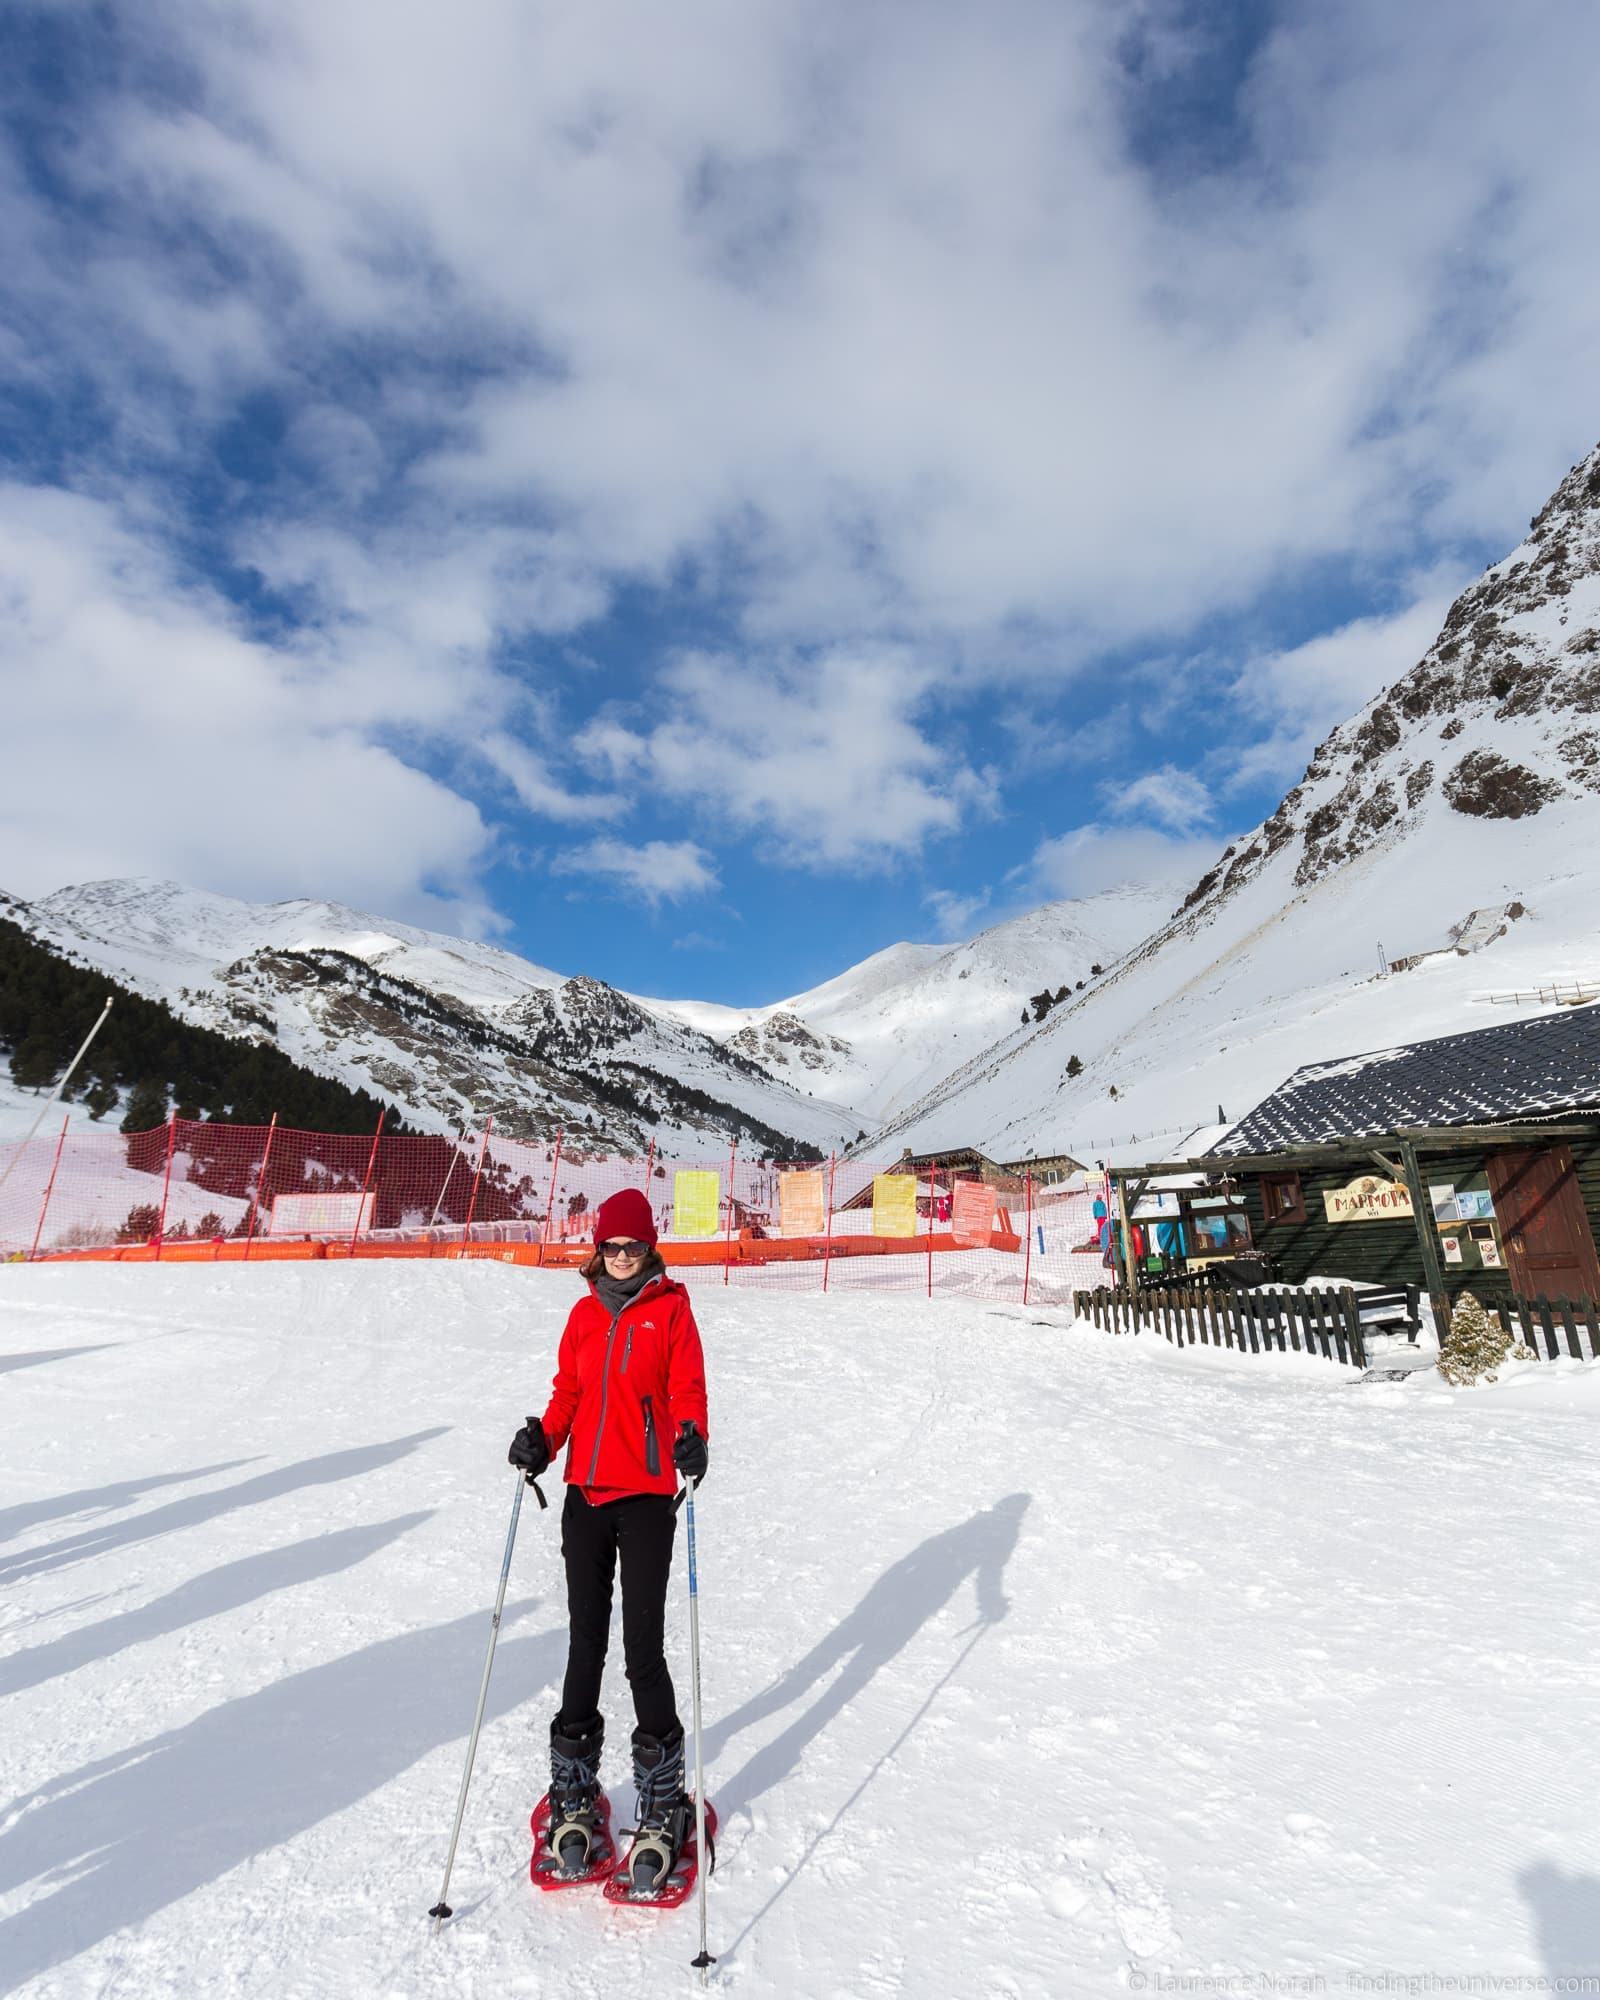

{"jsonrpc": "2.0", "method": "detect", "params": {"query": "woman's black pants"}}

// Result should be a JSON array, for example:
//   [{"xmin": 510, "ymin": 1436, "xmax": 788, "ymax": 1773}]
[{"xmin": 557, "ymin": 1486, "xmax": 681, "ymax": 1741}]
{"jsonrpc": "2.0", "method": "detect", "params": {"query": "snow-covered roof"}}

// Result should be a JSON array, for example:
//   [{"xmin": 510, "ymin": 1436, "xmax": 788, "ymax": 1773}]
[{"xmin": 1209, "ymin": 1002, "xmax": 1600, "ymax": 1156}]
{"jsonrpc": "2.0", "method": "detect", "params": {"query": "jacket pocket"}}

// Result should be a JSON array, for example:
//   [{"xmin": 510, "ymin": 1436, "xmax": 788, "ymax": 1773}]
[{"xmin": 641, "ymin": 1395, "xmax": 660, "ymax": 1477}]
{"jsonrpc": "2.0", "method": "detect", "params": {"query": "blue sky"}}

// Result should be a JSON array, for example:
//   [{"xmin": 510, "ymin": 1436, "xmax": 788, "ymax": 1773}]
[{"xmin": 2, "ymin": 0, "xmax": 1598, "ymax": 1004}]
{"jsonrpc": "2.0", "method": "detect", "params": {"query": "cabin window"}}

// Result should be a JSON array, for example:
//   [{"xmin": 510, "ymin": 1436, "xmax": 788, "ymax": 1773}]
[{"xmin": 1261, "ymin": 1172, "xmax": 1307, "ymax": 1226}]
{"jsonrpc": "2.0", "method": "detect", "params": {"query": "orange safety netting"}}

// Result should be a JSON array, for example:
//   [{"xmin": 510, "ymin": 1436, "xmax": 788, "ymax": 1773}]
[{"xmin": 0, "ymin": 1118, "xmax": 1113, "ymax": 1305}]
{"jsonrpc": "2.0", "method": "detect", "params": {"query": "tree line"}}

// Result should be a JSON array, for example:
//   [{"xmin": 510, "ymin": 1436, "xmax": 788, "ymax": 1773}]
[{"xmin": 0, "ymin": 916, "xmax": 407, "ymax": 1135}]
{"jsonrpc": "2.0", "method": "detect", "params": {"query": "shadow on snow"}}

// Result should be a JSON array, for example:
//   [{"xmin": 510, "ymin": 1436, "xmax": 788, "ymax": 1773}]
[
  {"xmin": 0, "ymin": 1603, "xmax": 562, "ymax": 1992},
  {"xmin": 0, "ymin": 1459, "xmax": 258, "ymax": 1548},
  {"xmin": 0, "ymin": 1430, "xmax": 448, "ymax": 1583},
  {"xmin": 0, "ymin": 1512, "xmax": 436, "ymax": 1698}
]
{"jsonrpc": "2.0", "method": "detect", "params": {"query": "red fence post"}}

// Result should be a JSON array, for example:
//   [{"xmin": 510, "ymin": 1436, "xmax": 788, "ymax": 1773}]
[
  {"xmin": 154, "ymin": 1112, "xmax": 178, "ymax": 1258},
  {"xmin": 822, "ymin": 1153, "xmax": 837, "ymax": 1293},
  {"xmin": 243, "ymin": 1112, "xmax": 278, "ymax": 1262},
  {"xmin": 1022, "ymin": 1169, "xmax": 1034, "ymax": 1306},
  {"xmin": 347, "ymin": 1109, "xmax": 386, "ymax": 1255},
  {"xmin": 539, "ymin": 1127, "xmax": 564, "ymax": 1266},
  {"xmin": 27, "ymin": 1115, "xmax": 70, "ymax": 1263},
  {"xmin": 462, "ymin": 1118, "xmax": 494, "ymax": 1248},
  {"xmin": 722, "ymin": 1137, "xmax": 738, "ymax": 1285}
]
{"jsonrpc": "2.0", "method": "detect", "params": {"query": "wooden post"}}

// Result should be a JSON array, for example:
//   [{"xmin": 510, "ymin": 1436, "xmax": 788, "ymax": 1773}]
[
  {"xmin": 154, "ymin": 1112, "xmax": 178, "ymax": 1258},
  {"xmin": 462, "ymin": 1118, "xmax": 494, "ymax": 1246},
  {"xmin": 242, "ymin": 1113, "xmax": 279, "ymax": 1261},
  {"xmin": 538, "ymin": 1127, "xmax": 564, "ymax": 1265},
  {"xmin": 27, "ymin": 1115, "xmax": 70, "ymax": 1263},
  {"xmin": 347, "ymin": 1110, "xmax": 386, "ymax": 1255},
  {"xmin": 1397, "ymin": 1139, "xmax": 1450, "ymax": 1339},
  {"xmin": 1114, "ymin": 1172, "xmax": 1137, "ymax": 1294},
  {"xmin": 822, "ymin": 1153, "xmax": 837, "ymax": 1293}
]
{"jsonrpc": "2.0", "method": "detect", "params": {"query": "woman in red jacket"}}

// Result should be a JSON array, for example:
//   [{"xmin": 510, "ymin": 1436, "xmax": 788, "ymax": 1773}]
[{"xmin": 508, "ymin": 1187, "xmax": 709, "ymax": 1891}]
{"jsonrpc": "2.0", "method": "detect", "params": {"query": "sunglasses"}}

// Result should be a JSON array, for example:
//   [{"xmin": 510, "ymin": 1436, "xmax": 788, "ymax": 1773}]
[{"xmin": 599, "ymin": 1239, "xmax": 650, "ymax": 1259}]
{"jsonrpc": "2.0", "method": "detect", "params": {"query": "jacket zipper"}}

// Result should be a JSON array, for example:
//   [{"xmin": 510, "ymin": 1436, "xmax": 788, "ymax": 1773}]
[
  {"xmin": 586, "ymin": 1311, "xmax": 625, "ymax": 1486},
  {"xmin": 586, "ymin": 1275, "xmax": 665, "ymax": 1486},
  {"xmin": 641, "ymin": 1396, "xmax": 660, "ymax": 1477}
]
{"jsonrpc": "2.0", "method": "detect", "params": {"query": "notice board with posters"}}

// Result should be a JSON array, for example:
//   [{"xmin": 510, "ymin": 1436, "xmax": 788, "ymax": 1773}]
[{"xmin": 1428, "ymin": 1172, "xmax": 1506, "ymax": 1273}]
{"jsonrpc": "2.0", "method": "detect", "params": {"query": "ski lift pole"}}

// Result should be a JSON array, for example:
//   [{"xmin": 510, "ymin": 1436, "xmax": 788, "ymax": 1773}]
[
  {"xmin": 429, "ymin": 1460, "xmax": 546, "ymax": 1931},
  {"xmin": 0, "ymin": 996, "xmax": 113, "ymax": 1202}
]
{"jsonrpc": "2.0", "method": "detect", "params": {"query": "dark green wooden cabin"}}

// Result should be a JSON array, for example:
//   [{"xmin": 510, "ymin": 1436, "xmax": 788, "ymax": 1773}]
[{"xmin": 1117, "ymin": 1005, "xmax": 1600, "ymax": 1311}]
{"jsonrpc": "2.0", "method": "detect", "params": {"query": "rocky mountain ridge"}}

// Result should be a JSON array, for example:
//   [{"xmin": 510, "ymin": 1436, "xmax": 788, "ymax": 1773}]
[{"xmin": 869, "ymin": 437, "xmax": 1600, "ymax": 1164}]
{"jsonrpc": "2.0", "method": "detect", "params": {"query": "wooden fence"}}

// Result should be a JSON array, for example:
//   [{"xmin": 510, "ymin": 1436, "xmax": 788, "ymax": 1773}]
[
  {"xmin": 1073, "ymin": 1284, "xmax": 1369, "ymax": 1368},
  {"xmin": 1487, "ymin": 1292, "xmax": 1600, "ymax": 1362}
]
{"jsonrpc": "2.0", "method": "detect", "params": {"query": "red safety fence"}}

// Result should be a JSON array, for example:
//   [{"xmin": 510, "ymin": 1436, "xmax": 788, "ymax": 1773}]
[{"xmin": 0, "ymin": 1117, "xmax": 1114, "ymax": 1305}]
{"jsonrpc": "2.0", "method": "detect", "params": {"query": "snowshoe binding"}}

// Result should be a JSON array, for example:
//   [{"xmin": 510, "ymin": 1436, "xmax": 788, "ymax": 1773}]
[
  {"xmin": 530, "ymin": 1715, "xmax": 615, "ymax": 1890},
  {"xmin": 604, "ymin": 1725, "xmax": 716, "ymax": 1908}
]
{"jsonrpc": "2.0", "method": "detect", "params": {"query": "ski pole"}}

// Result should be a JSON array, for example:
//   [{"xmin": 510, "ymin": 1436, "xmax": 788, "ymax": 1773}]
[
  {"xmin": 429, "ymin": 1452, "xmax": 546, "ymax": 1931},
  {"xmin": 682, "ymin": 1458, "xmax": 716, "ymax": 1981}
]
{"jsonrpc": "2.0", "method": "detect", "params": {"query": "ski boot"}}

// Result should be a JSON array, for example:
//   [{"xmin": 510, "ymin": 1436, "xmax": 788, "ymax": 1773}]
[
  {"xmin": 621, "ymin": 1725, "xmax": 694, "ymax": 1896},
  {"xmin": 531, "ymin": 1714, "xmax": 612, "ymax": 1885}
]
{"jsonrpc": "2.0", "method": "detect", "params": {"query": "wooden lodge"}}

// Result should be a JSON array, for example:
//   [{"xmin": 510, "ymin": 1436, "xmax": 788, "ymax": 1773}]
[{"xmin": 1105, "ymin": 1003, "xmax": 1600, "ymax": 1319}]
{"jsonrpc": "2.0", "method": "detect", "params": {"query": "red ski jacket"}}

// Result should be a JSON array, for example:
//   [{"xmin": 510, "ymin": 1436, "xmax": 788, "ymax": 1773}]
[{"xmin": 541, "ymin": 1273, "xmax": 709, "ymax": 1499}]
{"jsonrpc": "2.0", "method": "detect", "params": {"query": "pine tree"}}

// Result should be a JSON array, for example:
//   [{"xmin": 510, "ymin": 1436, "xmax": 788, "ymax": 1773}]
[
  {"xmin": 121, "ymin": 1079, "xmax": 167, "ymax": 1135},
  {"xmin": 1438, "ymin": 1290, "xmax": 1517, "ymax": 1386},
  {"xmin": 1065, "ymin": 1054, "xmax": 1084, "ymax": 1078}
]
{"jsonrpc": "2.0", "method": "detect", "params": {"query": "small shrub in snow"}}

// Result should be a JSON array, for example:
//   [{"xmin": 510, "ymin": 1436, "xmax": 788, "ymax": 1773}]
[{"xmin": 1437, "ymin": 1291, "xmax": 1532, "ymax": 1385}]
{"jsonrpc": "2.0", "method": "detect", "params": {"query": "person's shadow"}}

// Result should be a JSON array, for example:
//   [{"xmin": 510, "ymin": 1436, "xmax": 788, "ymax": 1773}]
[
  {"xmin": 709, "ymin": 1493, "xmax": 1030, "ymax": 1823},
  {"xmin": 0, "ymin": 1603, "xmax": 563, "ymax": 1993},
  {"xmin": 1519, "ymin": 1861, "xmax": 1600, "ymax": 1977}
]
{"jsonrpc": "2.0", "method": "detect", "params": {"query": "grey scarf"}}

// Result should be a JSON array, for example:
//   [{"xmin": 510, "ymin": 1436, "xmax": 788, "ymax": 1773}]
[{"xmin": 593, "ymin": 1264, "xmax": 653, "ymax": 1318}]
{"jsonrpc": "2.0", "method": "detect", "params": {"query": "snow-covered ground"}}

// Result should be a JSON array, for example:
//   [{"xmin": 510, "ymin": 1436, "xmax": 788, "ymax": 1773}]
[{"xmin": 3, "ymin": 1262, "xmax": 1598, "ymax": 1996}]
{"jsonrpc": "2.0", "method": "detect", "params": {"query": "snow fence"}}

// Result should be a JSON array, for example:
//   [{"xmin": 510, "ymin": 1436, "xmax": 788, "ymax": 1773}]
[{"xmin": 0, "ymin": 1117, "xmax": 1111, "ymax": 1304}]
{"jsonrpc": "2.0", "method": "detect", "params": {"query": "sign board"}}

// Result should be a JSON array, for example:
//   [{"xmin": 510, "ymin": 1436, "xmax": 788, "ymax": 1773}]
[
  {"xmin": 269, "ymin": 1191, "xmax": 374, "ymax": 1236},
  {"xmin": 778, "ymin": 1168, "xmax": 825, "ymax": 1238},
  {"xmin": 1429, "ymin": 1177, "xmax": 1505, "ymax": 1272},
  {"xmin": 673, "ymin": 1170, "xmax": 721, "ymax": 1238},
  {"xmin": 1322, "ymin": 1175, "xmax": 1414, "ymax": 1223},
  {"xmin": 949, "ymin": 1178, "xmax": 996, "ymax": 1248},
  {"xmin": 871, "ymin": 1173, "xmax": 918, "ymax": 1239}
]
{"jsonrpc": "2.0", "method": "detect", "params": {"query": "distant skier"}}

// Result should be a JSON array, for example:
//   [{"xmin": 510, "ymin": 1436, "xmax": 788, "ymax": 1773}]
[{"xmin": 507, "ymin": 1188, "xmax": 710, "ymax": 1892}]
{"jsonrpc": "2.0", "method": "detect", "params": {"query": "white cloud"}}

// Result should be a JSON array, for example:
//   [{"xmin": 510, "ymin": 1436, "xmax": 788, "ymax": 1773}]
[
  {"xmin": 923, "ymin": 885, "xmax": 992, "ymax": 941},
  {"xmin": 1019, "ymin": 823, "xmax": 1221, "ymax": 904},
  {"xmin": 1102, "ymin": 765, "xmax": 1215, "ymax": 836},
  {"xmin": 0, "ymin": 485, "xmax": 500, "ymax": 932},
  {"xmin": 552, "ymin": 838, "xmax": 721, "ymax": 905},
  {"xmin": 13, "ymin": 0, "xmax": 1599, "ymax": 657},
  {"xmin": 578, "ymin": 646, "xmax": 997, "ymax": 870},
  {"xmin": 1223, "ymin": 579, "xmax": 1464, "ymax": 790},
  {"xmin": 4, "ymin": 0, "xmax": 1599, "ymax": 921}
]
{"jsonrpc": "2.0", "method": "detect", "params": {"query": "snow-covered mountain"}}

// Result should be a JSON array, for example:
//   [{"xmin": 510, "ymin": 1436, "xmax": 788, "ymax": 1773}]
[
  {"xmin": 873, "ymin": 438, "xmax": 1600, "ymax": 1164},
  {"xmin": 3, "ymin": 881, "xmax": 860, "ymax": 1157},
  {"xmin": 2, "ymin": 876, "xmax": 1178, "ymax": 1153},
  {"xmin": 642, "ymin": 885, "xmax": 1176, "ymax": 1123}
]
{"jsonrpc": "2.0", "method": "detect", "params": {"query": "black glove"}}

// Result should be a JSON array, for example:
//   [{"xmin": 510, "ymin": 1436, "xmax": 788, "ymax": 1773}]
[
  {"xmin": 673, "ymin": 1421, "xmax": 708, "ymax": 1484},
  {"xmin": 508, "ymin": 1416, "xmax": 550, "ymax": 1478}
]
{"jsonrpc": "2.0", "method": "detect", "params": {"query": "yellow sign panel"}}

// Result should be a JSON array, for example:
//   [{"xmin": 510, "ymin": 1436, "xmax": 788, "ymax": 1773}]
[
  {"xmin": 1322, "ymin": 1175, "xmax": 1414, "ymax": 1223},
  {"xmin": 673, "ymin": 1169, "xmax": 721, "ymax": 1238},
  {"xmin": 779, "ymin": 1168, "xmax": 825, "ymax": 1238},
  {"xmin": 872, "ymin": 1173, "xmax": 918, "ymax": 1239}
]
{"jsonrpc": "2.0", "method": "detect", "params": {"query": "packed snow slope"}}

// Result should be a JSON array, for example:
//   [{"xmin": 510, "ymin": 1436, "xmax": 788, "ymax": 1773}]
[
  {"xmin": 877, "ymin": 438, "xmax": 1600, "ymax": 1164},
  {"xmin": 644, "ymin": 884, "xmax": 1176, "ymax": 1125},
  {"xmin": 3, "ymin": 1261, "xmax": 1597, "ymax": 1996}
]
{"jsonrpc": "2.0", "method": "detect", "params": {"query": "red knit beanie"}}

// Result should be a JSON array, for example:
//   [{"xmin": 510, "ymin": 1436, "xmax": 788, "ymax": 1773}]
[{"xmin": 593, "ymin": 1187, "xmax": 658, "ymax": 1247}]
